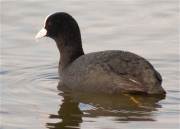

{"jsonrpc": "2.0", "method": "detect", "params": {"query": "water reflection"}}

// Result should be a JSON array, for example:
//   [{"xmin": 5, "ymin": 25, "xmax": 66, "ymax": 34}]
[{"xmin": 46, "ymin": 83, "xmax": 166, "ymax": 128}]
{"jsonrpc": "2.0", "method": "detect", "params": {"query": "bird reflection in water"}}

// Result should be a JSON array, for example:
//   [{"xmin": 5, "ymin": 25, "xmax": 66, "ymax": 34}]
[{"xmin": 46, "ymin": 83, "xmax": 166, "ymax": 129}]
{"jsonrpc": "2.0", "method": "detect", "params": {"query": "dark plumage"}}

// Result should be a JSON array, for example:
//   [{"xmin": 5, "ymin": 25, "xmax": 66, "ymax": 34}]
[{"xmin": 35, "ymin": 12, "xmax": 166, "ymax": 94}]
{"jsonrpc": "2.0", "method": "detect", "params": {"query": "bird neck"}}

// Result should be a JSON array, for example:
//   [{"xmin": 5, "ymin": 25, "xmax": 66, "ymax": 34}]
[{"xmin": 54, "ymin": 35, "xmax": 84, "ymax": 72}]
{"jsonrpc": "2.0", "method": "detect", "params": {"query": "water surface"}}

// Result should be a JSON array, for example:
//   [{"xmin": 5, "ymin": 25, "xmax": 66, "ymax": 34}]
[{"xmin": 1, "ymin": 1, "xmax": 179, "ymax": 129}]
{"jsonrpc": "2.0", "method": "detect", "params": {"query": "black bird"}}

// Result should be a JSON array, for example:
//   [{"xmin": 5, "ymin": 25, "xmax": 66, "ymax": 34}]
[{"xmin": 35, "ymin": 12, "xmax": 166, "ymax": 94}]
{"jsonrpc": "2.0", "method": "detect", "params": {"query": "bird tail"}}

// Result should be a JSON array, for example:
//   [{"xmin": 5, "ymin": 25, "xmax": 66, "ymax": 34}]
[{"xmin": 146, "ymin": 84, "xmax": 166, "ymax": 94}]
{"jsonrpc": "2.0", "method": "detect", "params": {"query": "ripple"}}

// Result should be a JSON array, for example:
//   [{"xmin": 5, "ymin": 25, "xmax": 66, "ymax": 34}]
[{"xmin": 1, "ymin": 1, "xmax": 179, "ymax": 129}]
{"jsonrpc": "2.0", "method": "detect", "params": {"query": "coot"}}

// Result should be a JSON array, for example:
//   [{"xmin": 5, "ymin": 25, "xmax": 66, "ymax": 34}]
[{"xmin": 35, "ymin": 12, "xmax": 166, "ymax": 94}]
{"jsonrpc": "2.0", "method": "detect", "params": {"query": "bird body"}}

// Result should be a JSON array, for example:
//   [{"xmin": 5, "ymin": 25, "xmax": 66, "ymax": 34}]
[{"xmin": 60, "ymin": 50, "xmax": 164, "ymax": 94}]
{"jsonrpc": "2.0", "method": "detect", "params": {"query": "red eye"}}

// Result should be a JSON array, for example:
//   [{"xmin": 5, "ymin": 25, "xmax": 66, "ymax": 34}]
[{"xmin": 48, "ymin": 22, "xmax": 51, "ymax": 25}]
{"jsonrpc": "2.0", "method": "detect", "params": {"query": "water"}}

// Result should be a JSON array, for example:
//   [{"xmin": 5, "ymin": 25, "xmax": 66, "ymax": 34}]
[{"xmin": 1, "ymin": 1, "xmax": 179, "ymax": 129}]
